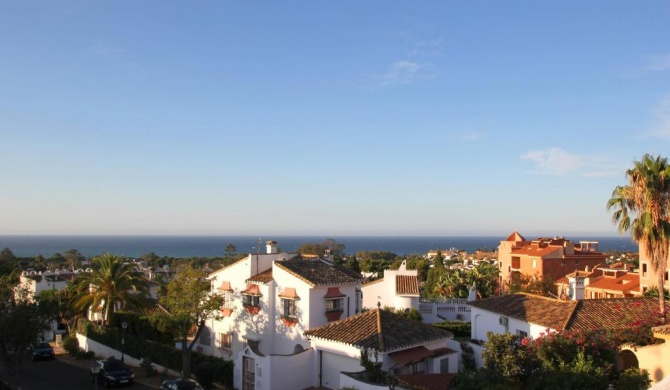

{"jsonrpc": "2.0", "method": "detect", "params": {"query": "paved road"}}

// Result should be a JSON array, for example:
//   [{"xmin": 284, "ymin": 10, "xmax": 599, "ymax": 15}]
[{"xmin": 2, "ymin": 359, "xmax": 154, "ymax": 390}]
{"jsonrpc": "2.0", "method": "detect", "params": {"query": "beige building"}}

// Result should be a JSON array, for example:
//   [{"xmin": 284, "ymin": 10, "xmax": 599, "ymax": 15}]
[{"xmin": 498, "ymin": 231, "xmax": 606, "ymax": 291}]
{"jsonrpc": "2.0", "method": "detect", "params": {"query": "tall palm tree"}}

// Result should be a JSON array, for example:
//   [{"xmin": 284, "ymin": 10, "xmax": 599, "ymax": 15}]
[
  {"xmin": 607, "ymin": 153, "xmax": 670, "ymax": 321},
  {"xmin": 70, "ymin": 253, "xmax": 150, "ymax": 324}
]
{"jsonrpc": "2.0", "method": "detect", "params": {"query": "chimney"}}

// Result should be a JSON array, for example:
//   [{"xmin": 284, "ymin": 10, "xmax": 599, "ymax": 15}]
[{"xmin": 266, "ymin": 240, "xmax": 277, "ymax": 254}]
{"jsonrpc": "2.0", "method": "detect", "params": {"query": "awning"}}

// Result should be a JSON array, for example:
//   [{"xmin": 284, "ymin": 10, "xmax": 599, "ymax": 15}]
[
  {"xmin": 389, "ymin": 346, "xmax": 456, "ymax": 366},
  {"xmin": 241, "ymin": 284, "xmax": 262, "ymax": 296},
  {"xmin": 217, "ymin": 281, "xmax": 233, "ymax": 292},
  {"xmin": 324, "ymin": 287, "xmax": 345, "ymax": 299},
  {"xmin": 278, "ymin": 287, "xmax": 300, "ymax": 300},
  {"xmin": 389, "ymin": 346, "xmax": 434, "ymax": 366}
]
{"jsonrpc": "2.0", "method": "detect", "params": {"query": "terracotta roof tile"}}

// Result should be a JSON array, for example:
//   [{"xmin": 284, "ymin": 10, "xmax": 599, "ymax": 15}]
[
  {"xmin": 505, "ymin": 231, "xmax": 527, "ymax": 242},
  {"xmin": 566, "ymin": 298, "xmax": 666, "ymax": 332},
  {"xmin": 653, "ymin": 325, "xmax": 670, "ymax": 339},
  {"xmin": 246, "ymin": 269, "xmax": 273, "ymax": 284},
  {"xmin": 362, "ymin": 278, "xmax": 384, "ymax": 287},
  {"xmin": 469, "ymin": 293, "xmax": 577, "ymax": 330},
  {"xmin": 511, "ymin": 245, "xmax": 561, "ymax": 257},
  {"xmin": 470, "ymin": 294, "xmax": 667, "ymax": 332},
  {"xmin": 275, "ymin": 259, "xmax": 361, "ymax": 287},
  {"xmin": 305, "ymin": 309, "xmax": 451, "ymax": 352},
  {"xmin": 396, "ymin": 275, "xmax": 420, "ymax": 295},
  {"xmin": 585, "ymin": 273, "xmax": 639, "ymax": 295}
]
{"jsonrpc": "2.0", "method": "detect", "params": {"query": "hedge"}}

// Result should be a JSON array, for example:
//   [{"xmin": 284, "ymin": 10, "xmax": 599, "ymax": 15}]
[{"xmin": 433, "ymin": 320, "xmax": 472, "ymax": 338}]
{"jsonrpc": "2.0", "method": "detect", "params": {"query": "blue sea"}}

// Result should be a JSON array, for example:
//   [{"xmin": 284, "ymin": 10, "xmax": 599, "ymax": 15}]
[{"xmin": 0, "ymin": 235, "xmax": 638, "ymax": 258}]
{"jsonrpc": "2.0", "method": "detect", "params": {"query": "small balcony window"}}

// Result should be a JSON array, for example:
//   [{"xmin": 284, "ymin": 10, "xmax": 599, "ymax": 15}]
[
  {"xmin": 241, "ymin": 283, "xmax": 262, "ymax": 314},
  {"xmin": 243, "ymin": 294, "xmax": 260, "ymax": 307},
  {"xmin": 326, "ymin": 298, "xmax": 343, "ymax": 312},
  {"xmin": 218, "ymin": 332, "xmax": 232, "ymax": 350},
  {"xmin": 282, "ymin": 299, "xmax": 297, "ymax": 318}
]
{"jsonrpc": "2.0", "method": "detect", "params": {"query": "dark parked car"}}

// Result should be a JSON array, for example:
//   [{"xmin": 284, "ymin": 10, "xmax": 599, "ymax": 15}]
[
  {"xmin": 160, "ymin": 379, "xmax": 205, "ymax": 390},
  {"xmin": 31, "ymin": 342, "xmax": 55, "ymax": 360},
  {"xmin": 90, "ymin": 357, "xmax": 135, "ymax": 388}
]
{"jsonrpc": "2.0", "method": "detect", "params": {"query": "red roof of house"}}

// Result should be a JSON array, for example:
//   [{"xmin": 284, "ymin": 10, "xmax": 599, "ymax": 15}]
[
  {"xmin": 505, "ymin": 231, "xmax": 527, "ymax": 242},
  {"xmin": 396, "ymin": 275, "xmax": 420, "ymax": 295}
]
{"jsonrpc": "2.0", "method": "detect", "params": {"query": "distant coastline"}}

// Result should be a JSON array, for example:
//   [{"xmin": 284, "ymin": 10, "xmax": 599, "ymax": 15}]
[{"xmin": 0, "ymin": 234, "xmax": 638, "ymax": 258}]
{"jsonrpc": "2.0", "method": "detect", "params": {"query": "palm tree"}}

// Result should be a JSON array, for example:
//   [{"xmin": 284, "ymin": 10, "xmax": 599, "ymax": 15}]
[
  {"xmin": 607, "ymin": 153, "xmax": 670, "ymax": 321},
  {"xmin": 70, "ymin": 253, "xmax": 150, "ymax": 324}
]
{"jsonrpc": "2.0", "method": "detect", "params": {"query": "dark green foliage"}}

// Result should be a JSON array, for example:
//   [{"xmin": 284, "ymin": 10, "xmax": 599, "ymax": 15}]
[
  {"xmin": 140, "ymin": 357, "xmax": 157, "ymax": 377},
  {"xmin": 297, "ymin": 238, "xmax": 345, "ymax": 257},
  {"xmin": 460, "ymin": 342, "xmax": 476, "ymax": 372},
  {"xmin": 62, "ymin": 335, "xmax": 80, "ymax": 355},
  {"xmin": 392, "ymin": 308, "xmax": 423, "ymax": 322},
  {"xmin": 359, "ymin": 348, "xmax": 386, "ymax": 383},
  {"xmin": 193, "ymin": 361, "xmax": 218, "ymax": 389},
  {"xmin": 433, "ymin": 321, "xmax": 471, "ymax": 338},
  {"xmin": 452, "ymin": 331, "xmax": 650, "ymax": 390},
  {"xmin": 83, "ymin": 313, "xmax": 233, "ymax": 388}
]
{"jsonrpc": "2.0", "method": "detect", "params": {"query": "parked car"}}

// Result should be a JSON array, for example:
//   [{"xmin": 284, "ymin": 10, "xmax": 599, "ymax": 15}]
[
  {"xmin": 31, "ymin": 342, "xmax": 55, "ymax": 361},
  {"xmin": 160, "ymin": 378, "xmax": 205, "ymax": 390},
  {"xmin": 90, "ymin": 357, "xmax": 135, "ymax": 388}
]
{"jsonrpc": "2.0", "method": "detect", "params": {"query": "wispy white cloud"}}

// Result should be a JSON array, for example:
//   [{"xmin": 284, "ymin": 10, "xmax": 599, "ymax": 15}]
[
  {"xmin": 90, "ymin": 43, "xmax": 124, "ymax": 57},
  {"xmin": 409, "ymin": 38, "xmax": 445, "ymax": 57},
  {"xmin": 651, "ymin": 96, "xmax": 670, "ymax": 138},
  {"xmin": 459, "ymin": 132, "xmax": 484, "ymax": 141},
  {"xmin": 520, "ymin": 148, "xmax": 621, "ymax": 178},
  {"xmin": 379, "ymin": 61, "xmax": 436, "ymax": 86},
  {"xmin": 521, "ymin": 148, "xmax": 582, "ymax": 176},
  {"xmin": 645, "ymin": 54, "xmax": 670, "ymax": 72}
]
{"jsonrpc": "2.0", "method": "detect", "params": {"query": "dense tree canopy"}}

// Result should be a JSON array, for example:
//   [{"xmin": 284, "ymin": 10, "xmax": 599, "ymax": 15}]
[
  {"xmin": 453, "ymin": 331, "xmax": 650, "ymax": 390},
  {"xmin": 69, "ymin": 253, "xmax": 150, "ymax": 324},
  {"xmin": 158, "ymin": 266, "xmax": 224, "ymax": 379},
  {"xmin": 0, "ymin": 287, "xmax": 55, "ymax": 389},
  {"xmin": 607, "ymin": 153, "xmax": 670, "ymax": 320}
]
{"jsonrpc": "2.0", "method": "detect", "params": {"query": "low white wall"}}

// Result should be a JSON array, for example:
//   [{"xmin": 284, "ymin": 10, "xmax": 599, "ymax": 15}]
[
  {"xmin": 76, "ymin": 333, "xmax": 181, "ymax": 377},
  {"xmin": 269, "ymin": 348, "xmax": 313, "ymax": 390},
  {"xmin": 340, "ymin": 372, "xmax": 389, "ymax": 390},
  {"xmin": 468, "ymin": 342, "xmax": 485, "ymax": 369},
  {"xmin": 418, "ymin": 299, "xmax": 471, "ymax": 324}
]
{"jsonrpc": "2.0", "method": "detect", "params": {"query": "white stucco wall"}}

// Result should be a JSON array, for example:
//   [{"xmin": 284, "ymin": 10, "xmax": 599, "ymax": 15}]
[
  {"xmin": 471, "ymin": 308, "xmax": 552, "ymax": 341},
  {"xmin": 268, "ymin": 347, "xmax": 314, "ymax": 390}
]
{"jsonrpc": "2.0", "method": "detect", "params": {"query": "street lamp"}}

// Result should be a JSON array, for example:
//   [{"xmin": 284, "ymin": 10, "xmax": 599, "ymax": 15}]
[
  {"xmin": 121, "ymin": 321, "xmax": 128, "ymax": 363},
  {"xmin": 91, "ymin": 362, "xmax": 100, "ymax": 390}
]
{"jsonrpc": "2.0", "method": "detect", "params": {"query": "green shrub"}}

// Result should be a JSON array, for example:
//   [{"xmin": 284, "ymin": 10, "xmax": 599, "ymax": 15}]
[
  {"xmin": 140, "ymin": 357, "xmax": 157, "ymax": 377},
  {"xmin": 433, "ymin": 320, "xmax": 471, "ymax": 338},
  {"xmin": 62, "ymin": 335, "xmax": 79, "ymax": 355},
  {"xmin": 193, "ymin": 361, "xmax": 217, "ymax": 389},
  {"xmin": 75, "ymin": 349, "xmax": 95, "ymax": 360}
]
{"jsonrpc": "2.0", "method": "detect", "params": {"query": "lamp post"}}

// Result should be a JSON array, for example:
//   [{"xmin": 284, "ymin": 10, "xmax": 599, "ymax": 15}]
[
  {"xmin": 121, "ymin": 321, "xmax": 128, "ymax": 363},
  {"xmin": 91, "ymin": 362, "xmax": 100, "ymax": 390}
]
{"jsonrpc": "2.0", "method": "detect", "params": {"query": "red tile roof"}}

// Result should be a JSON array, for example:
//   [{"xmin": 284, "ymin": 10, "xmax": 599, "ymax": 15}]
[
  {"xmin": 275, "ymin": 259, "xmax": 361, "ymax": 287},
  {"xmin": 389, "ymin": 346, "xmax": 456, "ymax": 366},
  {"xmin": 567, "ymin": 298, "xmax": 665, "ymax": 332},
  {"xmin": 585, "ymin": 273, "xmax": 639, "ymax": 295},
  {"xmin": 469, "ymin": 293, "xmax": 577, "ymax": 330},
  {"xmin": 305, "ymin": 309, "xmax": 451, "ymax": 352},
  {"xmin": 396, "ymin": 275, "xmax": 420, "ymax": 295},
  {"xmin": 362, "ymin": 278, "xmax": 384, "ymax": 287},
  {"xmin": 246, "ymin": 269, "xmax": 273, "ymax": 284},
  {"xmin": 470, "ymin": 293, "xmax": 667, "ymax": 332},
  {"xmin": 511, "ymin": 245, "xmax": 561, "ymax": 257},
  {"xmin": 505, "ymin": 231, "xmax": 527, "ymax": 242}
]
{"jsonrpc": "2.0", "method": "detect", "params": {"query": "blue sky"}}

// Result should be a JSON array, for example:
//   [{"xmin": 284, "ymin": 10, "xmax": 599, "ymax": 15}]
[{"xmin": 1, "ymin": 1, "xmax": 669, "ymax": 237}]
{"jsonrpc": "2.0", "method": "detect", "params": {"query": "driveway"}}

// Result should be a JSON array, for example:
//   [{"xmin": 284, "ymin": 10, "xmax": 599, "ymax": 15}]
[{"xmin": 2, "ymin": 358, "xmax": 156, "ymax": 390}]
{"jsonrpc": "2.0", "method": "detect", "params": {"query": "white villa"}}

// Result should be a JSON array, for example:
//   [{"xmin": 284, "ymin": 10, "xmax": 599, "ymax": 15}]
[
  {"xmin": 362, "ymin": 260, "xmax": 420, "ymax": 312},
  {"xmin": 203, "ymin": 241, "xmax": 461, "ymax": 390}
]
